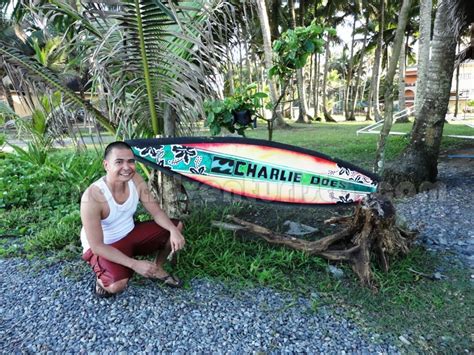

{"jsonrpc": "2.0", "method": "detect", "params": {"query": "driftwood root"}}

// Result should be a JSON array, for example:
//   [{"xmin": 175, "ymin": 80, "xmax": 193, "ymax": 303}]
[{"xmin": 213, "ymin": 195, "xmax": 416, "ymax": 288}]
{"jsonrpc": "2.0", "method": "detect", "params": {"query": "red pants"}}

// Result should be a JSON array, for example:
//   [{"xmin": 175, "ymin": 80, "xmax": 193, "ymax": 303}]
[{"xmin": 82, "ymin": 220, "xmax": 179, "ymax": 287}]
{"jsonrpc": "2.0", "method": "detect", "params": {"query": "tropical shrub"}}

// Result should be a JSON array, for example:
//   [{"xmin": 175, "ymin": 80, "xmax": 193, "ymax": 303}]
[{"xmin": 204, "ymin": 83, "xmax": 267, "ymax": 136}]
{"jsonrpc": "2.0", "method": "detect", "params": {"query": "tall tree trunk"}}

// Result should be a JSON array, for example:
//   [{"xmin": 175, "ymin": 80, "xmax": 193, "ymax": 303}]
[
  {"xmin": 414, "ymin": 0, "xmax": 432, "ymax": 119},
  {"xmin": 270, "ymin": 0, "xmax": 281, "ymax": 41},
  {"xmin": 383, "ymin": 0, "xmax": 458, "ymax": 186},
  {"xmin": 314, "ymin": 53, "xmax": 321, "ymax": 119},
  {"xmin": 243, "ymin": 2, "xmax": 253, "ymax": 84},
  {"xmin": 396, "ymin": 37, "xmax": 409, "ymax": 123},
  {"xmin": 366, "ymin": 72, "xmax": 373, "ymax": 120},
  {"xmin": 308, "ymin": 52, "xmax": 313, "ymax": 111},
  {"xmin": 237, "ymin": 24, "xmax": 244, "ymax": 87},
  {"xmin": 256, "ymin": 0, "xmax": 288, "ymax": 128},
  {"xmin": 225, "ymin": 48, "xmax": 235, "ymax": 97},
  {"xmin": 288, "ymin": 0, "xmax": 311, "ymax": 123},
  {"xmin": 295, "ymin": 67, "xmax": 311, "ymax": 122},
  {"xmin": 349, "ymin": 15, "xmax": 369, "ymax": 121},
  {"xmin": 374, "ymin": 0, "xmax": 412, "ymax": 174},
  {"xmin": 312, "ymin": 1, "xmax": 321, "ymax": 120},
  {"xmin": 454, "ymin": 42, "xmax": 461, "ymax": 117},
  {"xmin": 345, "ymin": 14, "xmax": 358, "ymax": 121},
  {"xmin": 372, "ymin": 0, "xmax": 385, "ymax": 122},
  {"xmin": 288, "ymin": 0, "xmax": 308, "ymax": 123},
  {"xmin": 322, "ymin": 37, "xmax": 336, "ymax": 122}
]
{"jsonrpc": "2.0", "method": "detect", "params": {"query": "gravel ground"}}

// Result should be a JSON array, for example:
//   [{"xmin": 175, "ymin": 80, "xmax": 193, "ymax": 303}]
[
  {"xmin": 396, "ymin": 157, "xmax": 474, "ymax": 270},
  {"xmin": 0, "ymin": 258, "xmax": 399, "ymax": 353}
]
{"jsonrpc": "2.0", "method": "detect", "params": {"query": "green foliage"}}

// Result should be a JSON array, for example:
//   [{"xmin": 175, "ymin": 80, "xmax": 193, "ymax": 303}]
[
  {"xmin": 7, "ymin": 92, "xmax": 62, "ymax": 166},
  {"xmin": 204, "ymin": 83, "xmax": 268, "ymax": 136},
  {"xmin": 49, "ymin": 151, "xmax": 104, "ymax": 195},
  {"xmin": 32, "ymin": 37, "xmax": 67, "ymax": 69},
  {"xmin": 0, "ymin": 44, "xmax": 115, "ymax": 133},
  {"xmin": 2, "ymin": 0, "xmax": 233, "ymax": 140},
  {"xmin": 340, "ymin": 247, "xmax": 473, "ymax": 353},
  {"xmin": 24, "ymin": 209, "xmax": 81, "ymax": 254},
  {"xmin": 0, "ymin": 101, "xmax": 19, "ymax": 124},
  {"xmin": 270, "ymin": 20, "xmax": 334, "ymax": 81},
  {"xmin": 8, "ymin": 141, "xmax": 51, "ymax": 166},
  {"xmin": 0, "ymin": 149, "xmax": 101, "ymax": 210},
  {"xmin": 0, "ymin": 149, "xmax": 103, "ymax": 258}
]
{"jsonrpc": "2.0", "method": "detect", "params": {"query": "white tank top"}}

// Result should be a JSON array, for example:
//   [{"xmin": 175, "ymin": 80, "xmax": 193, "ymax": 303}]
[{"xmin": 81, "ymin": 177, "xmax": 139, "ymax": 252}]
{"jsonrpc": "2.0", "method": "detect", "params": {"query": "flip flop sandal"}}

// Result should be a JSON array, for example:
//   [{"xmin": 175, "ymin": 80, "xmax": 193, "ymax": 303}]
[
  {"xmin": 93, "ymin": 281, "xmax": 114, "ymax": 298},
  {"xmin": 155, "ymin": 274, "xmax": 183, "ymax": 288}
]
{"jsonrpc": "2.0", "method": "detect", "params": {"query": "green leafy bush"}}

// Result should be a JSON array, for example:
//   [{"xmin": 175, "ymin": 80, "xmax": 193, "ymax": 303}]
[
  {"xmin": 0, "ymin": 150, "xmax": 102, "ymax": 210},
  {"xmin": 0, "ymin": 149, "xmax": 102, "ymax": 257},
  {"xmin": 204, "ymin": 83, "xmax": 267, "ymax": 136},
  {"xmin": 270, "ymin": 20, "xmax": 335, "ymax": 81},
  {"xmin": 24, "ymin": 209, "xmax": 81, "ymax": 254}
]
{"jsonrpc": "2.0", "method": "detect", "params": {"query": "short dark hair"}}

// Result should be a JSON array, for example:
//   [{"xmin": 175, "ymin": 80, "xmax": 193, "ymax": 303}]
[{"xmin": 104, "ymin": 141, "xmax": 132, "ymax": 160}]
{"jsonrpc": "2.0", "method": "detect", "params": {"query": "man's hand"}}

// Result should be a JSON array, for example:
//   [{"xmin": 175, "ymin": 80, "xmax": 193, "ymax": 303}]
[
  {"xmin": 130, "ymin": 260, "xmax": 159, "ymax": 278},
  {"xmin": 169, "ymin": 229, "xmax": 185, "ymax": 254}
]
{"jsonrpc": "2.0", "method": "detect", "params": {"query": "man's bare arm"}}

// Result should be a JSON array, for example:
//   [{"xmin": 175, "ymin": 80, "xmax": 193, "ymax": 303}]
[
  {"xmin": 133, "ymin": 174, "xmax": 185, "ymax": 253},
  {"xmin": 80, "ymin": 187, "xmax": 159, "ymax": 278}
]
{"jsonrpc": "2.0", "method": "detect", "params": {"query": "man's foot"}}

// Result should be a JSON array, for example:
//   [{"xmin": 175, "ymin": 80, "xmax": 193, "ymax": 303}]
[
  {"xmin": 155, "ymin": 274, "xmax": 183, "ymax": 288},
  {"xmin": 94, "ymin": 280, "xmax": 114, "ymax": 298}
]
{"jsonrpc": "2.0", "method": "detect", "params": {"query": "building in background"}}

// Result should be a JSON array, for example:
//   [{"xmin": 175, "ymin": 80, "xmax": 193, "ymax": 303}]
[{"xmin": 404, "ymin": 59, "xmax": 474, "ymax": 117}]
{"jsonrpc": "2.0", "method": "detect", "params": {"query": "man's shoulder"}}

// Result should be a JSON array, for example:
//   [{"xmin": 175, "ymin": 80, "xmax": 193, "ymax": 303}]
[
  {"xmin": 132, "ymin": 173, "xmax": 147, "ymax": 193},
  {"xmin": 81, "ymin": 181, "xmax": 106, "ymax": 204}
]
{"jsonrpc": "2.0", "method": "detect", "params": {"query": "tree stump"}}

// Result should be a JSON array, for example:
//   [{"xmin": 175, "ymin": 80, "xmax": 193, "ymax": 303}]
[{"xmin": 214, "ymin": 194, "xmax": 416, "ymax": 288}]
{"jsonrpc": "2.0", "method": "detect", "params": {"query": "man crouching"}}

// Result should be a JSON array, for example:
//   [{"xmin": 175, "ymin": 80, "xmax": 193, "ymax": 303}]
[{"xmin": 80, "ymin": 141, "xmax": 185, "ymax": 298}]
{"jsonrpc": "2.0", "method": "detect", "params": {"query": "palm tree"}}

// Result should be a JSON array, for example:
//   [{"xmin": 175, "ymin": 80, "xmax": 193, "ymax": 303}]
[
  {"xmin": 370, "ymin": 0, "xmax": 385, "ymax": 122},
  {"xmin": 317, "ymin": 0, "xmax": 347, "ymax": 122},
  {"xmin": 255, "ymin": 0, "xmax": 288, "ymax": 129},
  {"xmin": 1, "ymin": 1, "xmax": 231, "ymax": 135},
  {"xmin": 414, "ymin": 0, "xmax": 432, "ymax": 118},
  {"xmin": 289, "ymin": 0, "xmax": 311, "ymax": 124},
  {"xmin": 0, "ymin": 0, "xmax": 234, "ymax": 215},
  {"xmin": 374, "ymin": 0, "xmax": 413, "ymax": 174},
  {"xmin": 0, "ymin": 14, "xmax": 32, "ymax": 112},
  {"xmin": 348, "ymin": 13, "xmax": 371, "ymax": 121},
  {"xmin": 384, "ymin": 0, "xmax": 474, "ymax": 186},
  {"xmin": 397, "ymin": 37, "xmax": 407, "ymax": 115},
  {"xmin": 343, "ymin": 4, "xmax": 360, "ymax": 121}
]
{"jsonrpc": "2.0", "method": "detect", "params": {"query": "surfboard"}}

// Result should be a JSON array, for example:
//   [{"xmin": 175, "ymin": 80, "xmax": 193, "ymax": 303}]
[{"xmin": 125, "ymin": 137, "xmax": 379, "ymax": 206}]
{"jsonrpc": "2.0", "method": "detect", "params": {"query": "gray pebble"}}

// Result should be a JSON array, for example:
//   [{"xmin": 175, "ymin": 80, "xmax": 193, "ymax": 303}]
[
  {"xmin": 396, "ymin": 161, "xmax": 474, "ymax": 268},
  {"xmin": 0, "ymin": 258, "xmax": 399, "ymax": 353}
]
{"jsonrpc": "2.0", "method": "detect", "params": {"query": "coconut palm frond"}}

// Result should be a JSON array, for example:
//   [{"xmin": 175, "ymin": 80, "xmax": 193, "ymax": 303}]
[
  {"xmin": 19, "ymin": 0, "xmax": 234, "ymax": 138},
  {"xmin": 0, "ymin": 43, "xmax": 115, "ymax": 133},
  {"xmin": 157, "ymin": 1, "xmax": 234, "ymax": 132},
  {"xmin": 447, "ymin": 0, "xmax": 474, "ymax": 37},
  {"xmin": 45, "ymin": 0, "xmax": 104, "ymax": 39},
  {"xmin": 111, "ymin": 0, "xmax": 232, "ymax": 136},
  {"xmin": 117, "ymin": 0, "xmax": 176, "ymax": 135}
]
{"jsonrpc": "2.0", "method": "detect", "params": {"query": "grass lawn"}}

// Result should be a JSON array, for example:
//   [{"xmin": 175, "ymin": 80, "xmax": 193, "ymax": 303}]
[
  {"xmin": 246, "ymin": 120, "xmax": 473, "ymax": 169},
  {"xmin": 1, "ymin": 120, "xmax": 473, "ymax": 352}
]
